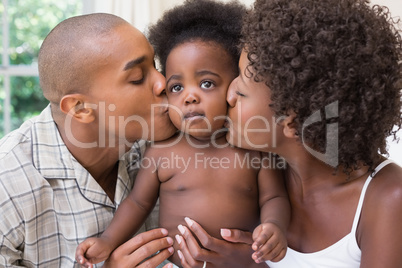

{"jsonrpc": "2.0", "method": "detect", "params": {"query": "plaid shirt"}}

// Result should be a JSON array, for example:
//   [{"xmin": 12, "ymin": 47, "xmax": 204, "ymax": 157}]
[{"xmin": 0, "ymin": 105, "xmax": 159, "ymax": 267}]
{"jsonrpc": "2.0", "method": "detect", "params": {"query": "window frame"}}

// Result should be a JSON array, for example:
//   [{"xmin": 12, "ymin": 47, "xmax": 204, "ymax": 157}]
[{"xmin": 0, "ymin": 0, "xmax": 91, "ymax": 135}]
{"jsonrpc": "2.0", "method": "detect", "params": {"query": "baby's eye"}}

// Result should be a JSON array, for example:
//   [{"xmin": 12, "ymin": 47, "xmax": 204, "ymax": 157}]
[
  {"xmin": 170, "ymin": 84, "xmax": 184, "ymax": 93},
  {"xmin": 200, "ymin": 80, "xmax": 214, "ymax": 89}
]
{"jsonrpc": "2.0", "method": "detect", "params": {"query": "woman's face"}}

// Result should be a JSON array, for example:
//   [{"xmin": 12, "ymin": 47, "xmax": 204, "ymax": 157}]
[{"xmin": 226, "ymin": 50, "xmax": 281, "ymax": 152}]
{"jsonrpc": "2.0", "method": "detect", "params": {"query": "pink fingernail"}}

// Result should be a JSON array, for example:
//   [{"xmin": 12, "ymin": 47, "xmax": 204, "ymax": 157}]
[
  {"xmin": 168, "ymin": 246, "xmax": 174, "ymax": 254},
  {"xmin": 184, "ymin": 217, "xmax": 194, "ymax": 227},
  {"xmin": 175, "ymin": 234, "xmax": 182, "ymax": 244},
  {"xmin": 178, "ymin": 250, "xmax": 184, "ymax": 260},
  {"xmin": 220, "ymin": 229, "xmax": 231, "ymax": 237},
  {"xmin": 178, "ymin": 224, "xmax": 185, "ymax": 235},
  {"xmin": 167, "ymin": 237, "xmax": 173, "ymax": 245}
]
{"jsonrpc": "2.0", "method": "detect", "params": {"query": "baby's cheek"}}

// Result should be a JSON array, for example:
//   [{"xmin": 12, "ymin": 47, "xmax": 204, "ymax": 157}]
[{"xmin": 168, "ymin": 108, "xmax": 183, "ymax": 130}]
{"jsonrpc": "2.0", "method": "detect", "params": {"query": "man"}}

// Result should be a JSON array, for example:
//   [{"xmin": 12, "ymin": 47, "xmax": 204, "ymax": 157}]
[{"xmin": 0, "ymin": 13, "xmax": 176, "ymax": 267}]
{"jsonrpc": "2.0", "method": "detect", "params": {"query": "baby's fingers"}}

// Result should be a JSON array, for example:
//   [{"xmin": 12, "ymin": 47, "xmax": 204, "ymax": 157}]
[
  {"xmin": 252, "ymin": 226, "xmax": 273, "ymax": 251},
  {"xmin": 75, "ymin": 252, "xmax": 93, "ymax": 268},
  {"xmin": 75, "ymin": 239, "xmax": 95, "ymax": 267},
  {"xmin": 252, "ymin": 240, "xmax": 283, "ymax": 263}
]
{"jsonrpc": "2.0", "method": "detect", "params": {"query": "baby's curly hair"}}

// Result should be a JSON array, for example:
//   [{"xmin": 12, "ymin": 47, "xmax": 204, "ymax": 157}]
[
  {"xmin": 242, "ymin": 0, "xmax": 402, "ymax": 173},
  {"xmin": 147, "ymin": 0, "xmax": 247, "ymax": 75}
]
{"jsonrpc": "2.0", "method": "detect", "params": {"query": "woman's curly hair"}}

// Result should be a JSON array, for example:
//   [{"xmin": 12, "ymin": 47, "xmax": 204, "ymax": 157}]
[
  {"xmin": 242, "ymin": 0, "xmax": 402, "ymax": 173},
  {"xmin": 147, "ymin": 0, "xmax": 247, "ymax": 75}
]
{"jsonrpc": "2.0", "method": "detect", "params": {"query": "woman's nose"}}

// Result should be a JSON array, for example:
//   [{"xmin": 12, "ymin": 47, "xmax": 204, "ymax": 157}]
[{"xmin": 227, "ymin": 78, "xmax": 238, "ymax": 107}]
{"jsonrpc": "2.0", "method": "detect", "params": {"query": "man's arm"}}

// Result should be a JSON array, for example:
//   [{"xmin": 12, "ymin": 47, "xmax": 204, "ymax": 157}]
[
  {"xmin": 0, "ymin": 162, "xmax": 26, "ymax": 268},
  {"xmin": 0, "ymin": 205, "xmax": 25, "ymax": 267}
]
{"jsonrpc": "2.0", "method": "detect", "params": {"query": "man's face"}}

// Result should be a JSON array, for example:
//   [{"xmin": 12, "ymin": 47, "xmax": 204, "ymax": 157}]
[{"xmin": 85, "ymin": 24, "xmax": 176, "ymax": 145}]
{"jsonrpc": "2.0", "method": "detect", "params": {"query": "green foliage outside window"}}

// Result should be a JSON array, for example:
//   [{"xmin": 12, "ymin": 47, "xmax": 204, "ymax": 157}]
[{"xmin": 0, "ymin": 0, "xmax": 82, "ymax": 137}]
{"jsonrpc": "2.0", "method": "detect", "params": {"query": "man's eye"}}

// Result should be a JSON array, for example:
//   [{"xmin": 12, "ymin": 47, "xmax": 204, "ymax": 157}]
[
  {"xmin": 130, "ymin": 77, "xmax": 144, "ymax": 85},
  {"xmin": 170, "ymin": 84, "xmax": 184, "ymax": 93},
  {"xmin": 200, "ymin": 80, "xmax": 214, "ymax": 89}
]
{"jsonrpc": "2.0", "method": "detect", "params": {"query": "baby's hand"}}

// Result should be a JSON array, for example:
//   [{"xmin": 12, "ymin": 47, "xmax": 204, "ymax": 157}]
[
  {"xmin": 251, "ymin": 222, "xmax": 287, "ymax": 263},
  {"xmin": 75, "ymin": 237, "xmax": 114, "ymax": 268}
]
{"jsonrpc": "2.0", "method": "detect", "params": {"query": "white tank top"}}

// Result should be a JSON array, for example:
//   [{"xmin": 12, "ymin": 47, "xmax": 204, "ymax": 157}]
[{"xmin": 267, "ymin": 160, "xmax": 393, "ymax": 268}]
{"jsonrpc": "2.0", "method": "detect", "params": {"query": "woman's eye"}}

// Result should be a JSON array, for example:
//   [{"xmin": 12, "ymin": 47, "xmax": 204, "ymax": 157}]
[
  {"xmin": 170, "ymin": 84, "xmax": 184, "ymax": 93},
  {"xmin": 236, "ymin": 91, "xmax": 245, "ymax": 97},
  {"xmin": 200, "ymin": 80, "xmax": 214, "ymax": 89}
]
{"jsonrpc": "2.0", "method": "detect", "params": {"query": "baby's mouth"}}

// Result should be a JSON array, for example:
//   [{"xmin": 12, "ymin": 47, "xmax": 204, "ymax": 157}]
[{"xmin": 184, "ymin": 112, "xmax": 204, "ymax": 119}]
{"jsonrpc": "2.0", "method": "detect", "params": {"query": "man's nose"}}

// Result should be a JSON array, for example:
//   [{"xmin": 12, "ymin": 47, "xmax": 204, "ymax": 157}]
[{"xmin": 153, "ymin": 70, "xmax": 166, "ymax": 96}]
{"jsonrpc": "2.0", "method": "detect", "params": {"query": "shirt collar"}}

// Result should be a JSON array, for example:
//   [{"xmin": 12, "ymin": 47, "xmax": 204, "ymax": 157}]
[
  {"xmin": 31, "ymin": 105, "xmax": 78, "ymax": 180},
  {"xmin": 31, "ymin": 105, "xmax": 143, "ymax": 207}
]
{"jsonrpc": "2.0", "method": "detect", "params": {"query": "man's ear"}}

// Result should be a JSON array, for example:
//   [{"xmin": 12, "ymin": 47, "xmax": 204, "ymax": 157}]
[
  {"xmin": 60, "ymin": 94, "xmax": 95, "ymax": 123},
  {"xmin": 281, "ymin": 113, "xmax": 298, "ymax": 138}
]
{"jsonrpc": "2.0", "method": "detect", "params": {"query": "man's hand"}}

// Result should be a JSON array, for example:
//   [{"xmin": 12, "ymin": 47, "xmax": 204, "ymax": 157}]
[{"xmin": 76, "ymin": 228, "xmax": 174, "ymax": 268}]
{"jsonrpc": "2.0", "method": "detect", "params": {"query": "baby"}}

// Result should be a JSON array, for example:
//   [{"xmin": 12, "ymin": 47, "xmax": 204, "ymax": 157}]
[{"xmin": 76, "ymin": 1, "xmax": 290, "ymax": 267}]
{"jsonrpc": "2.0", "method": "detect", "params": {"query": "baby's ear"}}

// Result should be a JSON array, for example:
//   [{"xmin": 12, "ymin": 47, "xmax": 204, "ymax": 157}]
[
  {"xmin": 280, "ymin": 112, "xmax": 298, "ymax": 138},
  {"xmin": 60, "ymin": 94, "xmax": 95, "ymax": 123}
]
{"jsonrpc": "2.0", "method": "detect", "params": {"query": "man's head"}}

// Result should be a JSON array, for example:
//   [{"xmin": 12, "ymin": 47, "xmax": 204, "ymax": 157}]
[
  {"xmin": 38, "ymin": 13, "xmax": 176, "ymax": 145},
  {"xmin": 39, "ymin": 13, "xmax": 126, "ymax": 104}
]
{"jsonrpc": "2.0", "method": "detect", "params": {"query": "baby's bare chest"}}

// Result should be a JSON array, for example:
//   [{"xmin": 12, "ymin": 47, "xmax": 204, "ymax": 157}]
[{"xmin": 157, "ymin": 147, "xmax": 260, "ymax": 187}]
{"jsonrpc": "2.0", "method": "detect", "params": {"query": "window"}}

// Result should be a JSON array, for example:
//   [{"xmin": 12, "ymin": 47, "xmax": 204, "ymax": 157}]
[{"xmin": 0, "ymin": 0, "xmax": 82, "ymax": 137}]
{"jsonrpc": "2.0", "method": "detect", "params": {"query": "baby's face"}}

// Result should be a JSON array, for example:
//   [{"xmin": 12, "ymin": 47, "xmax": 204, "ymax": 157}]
[{"xmin": 165, "ymin": 40, "xmax": 236, "ymax": 140}]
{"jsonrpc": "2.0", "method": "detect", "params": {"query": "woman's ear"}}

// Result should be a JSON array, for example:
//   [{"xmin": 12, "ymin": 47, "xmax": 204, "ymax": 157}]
[
  {"xmin": 281, "ymin": 113, "xmax": 298, "ymax": 138},
  {"xmin": 60, "ymin": 94, "xmax": 95, "ymax": 123}
]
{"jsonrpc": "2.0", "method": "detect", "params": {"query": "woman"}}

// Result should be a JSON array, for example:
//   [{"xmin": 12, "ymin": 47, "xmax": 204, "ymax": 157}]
[{"xmin": 175, "ymin": 0, "xmax": 402, "ymax": 267}]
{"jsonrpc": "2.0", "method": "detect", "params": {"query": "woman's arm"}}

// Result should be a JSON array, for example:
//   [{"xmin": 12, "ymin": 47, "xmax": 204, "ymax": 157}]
[{"xmin": 359, "ymin": 163, "xmax": 402, "ymax": 268}]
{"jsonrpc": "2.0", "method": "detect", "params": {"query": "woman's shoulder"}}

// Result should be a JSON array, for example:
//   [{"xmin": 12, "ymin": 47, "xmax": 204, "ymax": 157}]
[
  {"xmin": 357, "ymin": 161, "xmax": 402, "ymax": 265},
  {"xmin": 368, "ymin": 161, "xmax": 402, "ymax": 199},
  {"xmin": 361, "ymin": 161, "xmax": 402, "ymax": 225}
]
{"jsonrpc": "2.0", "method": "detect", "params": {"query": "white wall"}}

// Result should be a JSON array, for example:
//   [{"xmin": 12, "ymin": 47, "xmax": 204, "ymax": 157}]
[
  {"xmin": 84, "ymin": 0, "xmax": 255, "ymax": 32},
  {"xmin": 370, "ymin": 1, "xmax": 402, "ymax": 166}
]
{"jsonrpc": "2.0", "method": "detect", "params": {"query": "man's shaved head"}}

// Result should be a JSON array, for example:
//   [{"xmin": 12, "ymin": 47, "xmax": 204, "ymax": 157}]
[{"xmin": 38, "ymin": 13, "xmax": 128, "ymax": 104}]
